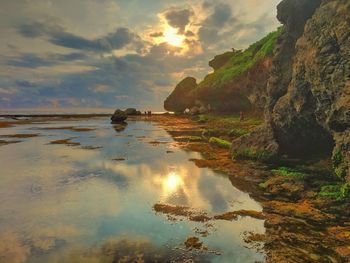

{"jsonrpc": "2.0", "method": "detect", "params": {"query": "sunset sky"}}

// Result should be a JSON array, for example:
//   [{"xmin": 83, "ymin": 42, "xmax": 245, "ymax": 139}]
[{"xmin": 0, "ymin": 0, "xmax": 281, "ymax": 110}]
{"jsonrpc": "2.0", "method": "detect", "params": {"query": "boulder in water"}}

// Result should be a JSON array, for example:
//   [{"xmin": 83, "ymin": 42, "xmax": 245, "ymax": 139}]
[{"xmin": 111, "ymin": 109, "xmax": 127, "ymax": 123}]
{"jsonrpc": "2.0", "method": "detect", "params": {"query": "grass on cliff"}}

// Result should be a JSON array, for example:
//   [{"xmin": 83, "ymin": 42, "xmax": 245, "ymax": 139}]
[{"xmin": 197, "ymin": 27, "xmax": 283, "ymax": 90}]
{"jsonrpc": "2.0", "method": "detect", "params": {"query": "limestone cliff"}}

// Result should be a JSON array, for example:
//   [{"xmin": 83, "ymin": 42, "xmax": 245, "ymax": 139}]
[
  {"xmin": 164, "ymin": 29, "xmax": 282, "ymax": 113},
  {"xmin": 164, "ymin": 77, "xmax": 197, "ymax": 112},
  {"xmin": 232, "ymin": 0, "xmax": 350, "ymax": 181}
]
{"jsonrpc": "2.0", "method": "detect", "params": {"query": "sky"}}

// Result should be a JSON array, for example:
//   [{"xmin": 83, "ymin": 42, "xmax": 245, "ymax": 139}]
[{"xmin": 0, "ymin": 0, "xmax": 281, "ymax": 111}]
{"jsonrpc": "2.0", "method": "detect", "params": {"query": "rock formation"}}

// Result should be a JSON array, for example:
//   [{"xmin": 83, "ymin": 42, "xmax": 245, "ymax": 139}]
[
  {"xmin": 164, "ymin": 29, "xmax": 282, "ymax": 113},
  {"xmin": 232, "ymin": 0, "xmax": 350, "ymax": 181},
  {"xmin": 111, "ymin": 109, "xmax": 127, "ymax": 123},
  {"xmin": 125, "ymin": 108, "xmax": 141, "ymax": 116},
  {"xmin": 164, "ymin": 77, "xmax": 197, "ymax": 113},
  {"xmin": 208, "ymin": 51, "xmax": 235, "ymax": 71}
]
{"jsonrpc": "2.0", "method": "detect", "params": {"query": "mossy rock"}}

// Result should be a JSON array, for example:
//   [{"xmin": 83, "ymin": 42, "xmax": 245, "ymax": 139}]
[
  {"xmin": 318, "ymin": 183, "xmax": 350, "ymax": 200},
  {"xmin": 332, "ymin": 149, "xmax": 347, "ymax": 180},
  {"xmin": 232, "ymin": 148, "xmax": 275, "ymax": 162},
  {"xmin": 271, "ymin": 167, "xmax": 309, "ymax": 179},
  {"xmin": 188, "ymin": 136, "xmax": 203, "ymax": 142},
  {"xmin": 209, "ymin": 137, "xmax": 232, "ymax": 149},
  {"xmin": 202, "ymin": 128, "xmax": 228, "ymax": 138},
  {"xmin": 229, "ymin": 128, "xmax": 249, "ymax": 137},
  {"xmin": 197, "ymin": 115, "xmax": 209, "ymax": 123}
]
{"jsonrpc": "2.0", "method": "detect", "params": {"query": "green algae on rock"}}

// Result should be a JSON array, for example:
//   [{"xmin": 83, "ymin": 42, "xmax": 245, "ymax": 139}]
[{"xmin": 209, "ymin": 137, "xmax": 231, "ymax": 149}]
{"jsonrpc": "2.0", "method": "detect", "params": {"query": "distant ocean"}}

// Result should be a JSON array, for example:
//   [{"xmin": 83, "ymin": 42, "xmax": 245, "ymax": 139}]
[{"xmin": 0, "ymin": 108, "xmax": 167, "ymax": 115}]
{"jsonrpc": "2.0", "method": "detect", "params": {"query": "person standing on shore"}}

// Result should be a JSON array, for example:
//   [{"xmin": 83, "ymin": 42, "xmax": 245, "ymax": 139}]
[{"xmin": 240, "ymin": 111, "xmax": 244, "ymax": 122}]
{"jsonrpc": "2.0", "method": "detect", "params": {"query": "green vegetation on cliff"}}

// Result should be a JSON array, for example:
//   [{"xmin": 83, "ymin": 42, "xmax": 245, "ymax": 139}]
[
  {"xmin": 164, "ymin": 27, "xmax": 283, "ymax": 113},
  {"xmin": 197, "ymin": 27, "xmax": 283, "ymax": 90}
]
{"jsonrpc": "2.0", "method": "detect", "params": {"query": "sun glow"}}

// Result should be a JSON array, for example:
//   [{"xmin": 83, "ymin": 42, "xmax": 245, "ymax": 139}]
[
  {"xmin": 164, "ymin": 172, "xmax": 183, "ymax": 192},
  {"xmin": 164, "ymin": 27, "xmax": 185, "ymax": 47}
]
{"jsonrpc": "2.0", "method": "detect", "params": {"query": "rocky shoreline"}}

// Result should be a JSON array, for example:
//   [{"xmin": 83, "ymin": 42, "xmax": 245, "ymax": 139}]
[
  {"xmin": 164, "ymin": 0, "xmax": 350, "ymax": 188},
  {"xmin": 144, "ymin": 113, "xmax": 350, "ymax": 262}
]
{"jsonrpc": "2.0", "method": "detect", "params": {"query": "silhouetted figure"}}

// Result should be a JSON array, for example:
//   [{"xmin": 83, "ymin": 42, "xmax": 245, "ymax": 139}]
[
  {"xmin": 147, "ymin": 111, "xmax": 152, "ymax": 116},
  {"xmin": 144, "ymin": 111, "xmax": 147, "ymax": 115},
  {"xmin": 240, "ymin": 111, "xmax": 244, "ymax": 122}
]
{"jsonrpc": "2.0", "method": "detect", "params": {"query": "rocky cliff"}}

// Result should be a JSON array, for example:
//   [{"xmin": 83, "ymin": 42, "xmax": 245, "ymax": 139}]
[
  {"xmin": 164, "ymin": 77, "xmax": 197, "ymax": 112},
  {"xmin": 232, "ymin": 0, "xmax": 350, "ymax": 182},
  {"xmin": 164, "ymin": 29, "xmax": 282, "ymax": 113}
]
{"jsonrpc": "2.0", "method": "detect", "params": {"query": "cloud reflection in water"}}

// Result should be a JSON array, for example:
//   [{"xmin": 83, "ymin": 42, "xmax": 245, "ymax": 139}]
[{"xmin": 0, "ymin": 118, "xmax": 265, "ymax": 263}]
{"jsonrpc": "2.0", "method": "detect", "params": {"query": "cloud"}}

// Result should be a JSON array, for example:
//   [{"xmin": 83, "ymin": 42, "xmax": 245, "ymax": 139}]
[
  {"xmin": 17, "ymin": 21, "xmax": 144, "ymax": 53},
  {"xmin": 0, "ymin": 87, "xmax": 18, "ymax": 95},
  {"xmin": 15, "ymin": 80, "xmax": 37, "ymax": 88},
  {"xmin": 0, "ymin": 0, "xmax": 281, "ymax": 110},
  {"xmin": 203, "ymin": 3, "xmax": 232, "ymax": 27},
  {"xmin": 91, "ymin": 84, "xmax": 112, "ymax": 93},
  {"xmin": 7, "ymin": 53, "xmax": 56, "ymax": 68},
  {"xmin": 150, "ymin": 32, "xmax": 164, "ymax": 38},
  {"xmin": 6, "ymin": 52, "xmax": 87, "ymax": 68},
  {"xmin": 185, "ymin": 30, "xmax": 195, "ymax": 37},
  {"xmin": 163, "ymin": 7, "xmax": 194, "ymax": 33},
  {"xmin": 198, "ymin": 3, "xmax": 234, "ymax": 46}
]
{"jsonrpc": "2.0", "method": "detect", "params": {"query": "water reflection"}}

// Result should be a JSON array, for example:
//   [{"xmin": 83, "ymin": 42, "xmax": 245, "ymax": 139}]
[
  {"xmin": 0, "ymin": 118, "xmax": 265, "ymax": 263},
  {"xmin": 164, "ymin": 172, "xmax": 184, "ymax": 193},
  {"xmin": 112, "ymin": 123, "xmax": 128, "ymax": 133}
]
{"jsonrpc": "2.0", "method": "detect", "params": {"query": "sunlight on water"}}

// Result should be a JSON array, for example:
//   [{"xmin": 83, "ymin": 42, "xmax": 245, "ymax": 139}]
[
  {"xmin": 164, "ymin": 172, "xmax": 183, "ymax": 193},
  {"xmin": 0, "ymin": 117, "xmax": 265, "ymax": 263}
]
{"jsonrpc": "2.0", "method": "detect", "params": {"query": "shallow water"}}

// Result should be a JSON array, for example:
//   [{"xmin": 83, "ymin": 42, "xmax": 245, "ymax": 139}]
[{"xmin": 0, "ymin": 118, "xmax": 265, "ymax": 263}]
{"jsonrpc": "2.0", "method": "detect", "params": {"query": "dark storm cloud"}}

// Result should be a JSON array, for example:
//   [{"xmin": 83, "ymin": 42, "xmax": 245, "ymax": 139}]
[
  {"xmin": 164, "ymin": 8, "xmax": 194, "ymax": 33},
  {"xmin": 17, "ymin": 21, "xmax": 143, "ymax": 52}
]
